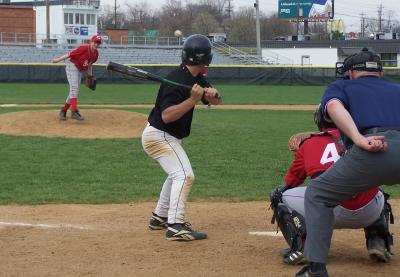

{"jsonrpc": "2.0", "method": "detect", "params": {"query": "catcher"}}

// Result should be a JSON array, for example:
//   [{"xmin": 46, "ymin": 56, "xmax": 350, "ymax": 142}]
[
  {"xmin": 52, "ymin": 35, "xmax": 100, "ymax": 121},
  {"xmin": 270, "ymin": 104, "xmax": 393, "ymax": 265}
]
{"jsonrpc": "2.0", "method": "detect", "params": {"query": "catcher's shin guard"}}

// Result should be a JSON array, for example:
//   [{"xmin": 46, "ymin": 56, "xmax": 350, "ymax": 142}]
[
  {"xmin": 276, "ymin": 203, "xmax": 306, "ymax": 253},
  {"xmin": 364, "ymin": 204, "xmax": 394, "ymax": 262}
]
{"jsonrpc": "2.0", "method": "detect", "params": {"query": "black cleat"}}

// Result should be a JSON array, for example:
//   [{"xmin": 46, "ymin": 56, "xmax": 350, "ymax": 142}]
[
  {"xmin": 71, "ymin": 110, "xmax": 84, "ymax": 121},
  {"xmin": 296, "ymin": 265, "xmax": 329, "ymax": 277},
  {"xmin": 367, "ymin": 236, "xmax": 391, "ymax": 262},
  {"xmin": 283, "ymin": 250, "xmax": 306, "ymax": 265},
  {"xmin": 148, "ymin": 213, "xmax": 168, "ymax": 230},
  {"xmin": 59, "ymin": 108, "xmax": 67, "ymax": 120},
  {"xmin": 166, "ymin": 223, "xmax": 207, "ymax": 241}
]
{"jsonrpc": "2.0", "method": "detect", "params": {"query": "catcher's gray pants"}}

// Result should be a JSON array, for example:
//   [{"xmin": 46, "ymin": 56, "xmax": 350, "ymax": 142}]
[
  {"xmin": 304, "ymin": 130, "xmax": 400, "ymax": 263},
  {"xmin": 282, "ymin": 187, "xmax": 384, "ymax": 229},
  {"xmin": 142, "ymin": 124, "xmax": 194, "ymax": 224},
  {"xmin": 65, "ymin": 61, "xmax": 81, "ymax": 103}
]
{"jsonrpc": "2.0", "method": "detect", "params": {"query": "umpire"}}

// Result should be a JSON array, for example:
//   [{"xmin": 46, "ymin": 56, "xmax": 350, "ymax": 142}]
[{"xmin": 296, "ymin": 48, "xmax": 400, "ymax": 277}]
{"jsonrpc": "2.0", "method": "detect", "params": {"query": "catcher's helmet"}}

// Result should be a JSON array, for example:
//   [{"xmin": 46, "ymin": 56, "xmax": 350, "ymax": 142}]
[
  {"xmin": 336, "ymin": 48, "xmax": 382, "ymax": 79},
  {"xmin": 182, "ymin": 34, "xmax": 213, "ymax": 66},
  {"xmin": 314, "ymin": 104, "xmax": 335, "ymax": 131}
]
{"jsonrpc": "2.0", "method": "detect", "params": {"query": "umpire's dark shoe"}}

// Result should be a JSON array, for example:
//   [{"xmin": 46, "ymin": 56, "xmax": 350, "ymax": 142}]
[
  {"xmin": 367, "ymin": 236, "xmax": 391, "ymax": 262},
  {"xmin": 295, "ymin": 265, "xmax": 329, "ymax": 277},
  {"xmin": 148, "ymin": 212, "xmax": 168, "ymax": 230},
  {"xmin": 59, "ymin": 108, "xmax": 67, "ymax": 120},
  {"xmin": 166, "ymin": 223, "xmax": 207, "ymax": 241},
  {"xmin": 71, "ymin": 110, "xmax": 84, "ymax": 121}
]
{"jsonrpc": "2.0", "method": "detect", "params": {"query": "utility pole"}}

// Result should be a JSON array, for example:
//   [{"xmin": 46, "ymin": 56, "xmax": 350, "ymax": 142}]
[
  {"xmin": 360, "ymin": 12, "xmax": 365, "ymax": 38},
  {"xmin": 114, "ymin": 0, "xmax": 117, "ymax": 29},
  {"xmin": 377, "ymin": 3, "xmax": 383, "ymax": 33},
  {"xmin": 254, "ymin": 0, "xmax": 261, "ymax": 58},
  {"xmin": 226, "ymin": 0, "xmax": 233, "ymax": 19}
]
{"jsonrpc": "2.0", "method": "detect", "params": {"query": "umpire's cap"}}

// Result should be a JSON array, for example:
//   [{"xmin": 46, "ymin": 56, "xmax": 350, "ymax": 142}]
[
  {"xmin": 182, "ymin": 34, "xmax": 213, "ymax": 66},
  {"xmin": 342, "ymin": 48, "xmax": 382, "ymax": 73}
]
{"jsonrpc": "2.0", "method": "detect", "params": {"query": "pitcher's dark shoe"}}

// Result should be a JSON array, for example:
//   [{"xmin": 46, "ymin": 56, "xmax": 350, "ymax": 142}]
[
  {"xmin": 59, "ymin": 108, "xmax": 67, "ymax": 120},
  {"xmin": 367, "ymin": 236, "xmax": 391, "ymax": 262},
  {"xmin": 148, "ymin": 213, "xmax": 168, "ymax": 230},
  {"xmin": 166, "ymin": 223, "xmax": 207, "ymax": 241},
  {"xmin": 71, "ymin": 110, "xmax": 84, "ymax": 121}
]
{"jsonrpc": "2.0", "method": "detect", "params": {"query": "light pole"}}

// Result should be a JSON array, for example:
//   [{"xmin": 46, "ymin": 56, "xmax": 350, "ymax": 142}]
[{"xmin": 254, "ymin": 0, "xmax": 261, "ymax": 58}]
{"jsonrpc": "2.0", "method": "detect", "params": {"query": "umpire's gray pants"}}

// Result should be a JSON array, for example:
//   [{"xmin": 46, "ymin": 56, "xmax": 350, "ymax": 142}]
[{"xmin": 304, "ymin": 130, "xmax": 400, "ymax": 263}]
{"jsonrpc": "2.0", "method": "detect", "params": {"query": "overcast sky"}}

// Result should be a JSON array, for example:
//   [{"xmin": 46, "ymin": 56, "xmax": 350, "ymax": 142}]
[{"xmin": 103, "ymin": 0, "xmax": 399, "ymax": 32}]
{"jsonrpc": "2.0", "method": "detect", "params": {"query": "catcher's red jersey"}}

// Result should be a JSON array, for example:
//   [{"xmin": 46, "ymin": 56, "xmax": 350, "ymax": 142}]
[
  {"xmin": 284, "ymin": 128, "xmax": 378, "ymax": 210},
  {"xmin": 69, "ymin": 45, "xmax": 98, "ymax": 72}
]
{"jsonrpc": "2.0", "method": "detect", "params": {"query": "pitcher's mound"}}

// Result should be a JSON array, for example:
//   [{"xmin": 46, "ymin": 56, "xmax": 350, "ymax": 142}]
[{"xmin": 0, "ymin": 109, "xmax": 148, "ymax": 139}]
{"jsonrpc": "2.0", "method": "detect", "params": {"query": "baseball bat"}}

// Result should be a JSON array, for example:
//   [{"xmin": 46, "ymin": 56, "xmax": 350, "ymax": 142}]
[{"xmin": 106, "ymin": 62, "xmax": 221, "ymax": 100}]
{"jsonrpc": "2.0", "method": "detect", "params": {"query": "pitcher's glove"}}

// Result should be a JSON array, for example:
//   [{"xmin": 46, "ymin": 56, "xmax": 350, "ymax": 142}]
[
  {"xmin": 288, "ymin": 131, "xmax": 315, "ymax": 155},
  {"xmin": 85, "ymin": 75, "xmax": 97, "ymax": 91}
]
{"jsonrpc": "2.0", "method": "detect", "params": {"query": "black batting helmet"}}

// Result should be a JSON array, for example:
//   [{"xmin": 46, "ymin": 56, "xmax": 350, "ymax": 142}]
[
  {"xmin": 314, "ymin": 104, "xmax": 336, "ymax": 131},
  {"xmin": 182, "ymin": 34, "xmax": 213, "ymax": 66},
  {"xmin": 336, "ymin": 48, "xmax": 382, "ymax": 78}
]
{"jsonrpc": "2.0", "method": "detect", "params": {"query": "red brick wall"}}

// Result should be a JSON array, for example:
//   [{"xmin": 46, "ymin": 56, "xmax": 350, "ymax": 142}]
[
  {"xmin": 0, "ymin": 6, "xmax": 35, "ymax": 34},
  {"xmin": 105, "ymin": 29, "xmax": 129, "ymax": 45}
]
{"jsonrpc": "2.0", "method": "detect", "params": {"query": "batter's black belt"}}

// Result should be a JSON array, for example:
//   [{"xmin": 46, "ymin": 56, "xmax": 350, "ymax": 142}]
[{"xmin": 362, "ymin": 127, "xmax": 400, "ymax": 135}]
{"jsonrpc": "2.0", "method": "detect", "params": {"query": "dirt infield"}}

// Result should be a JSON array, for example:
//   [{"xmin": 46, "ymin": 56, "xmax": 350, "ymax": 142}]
[
  {"xmin": 0, "ymin": 201, "xmax": 399, "ymax": 277},
  {"xmin": 0, "ymin": 109, "xmax": 147, "ymax": 139}
]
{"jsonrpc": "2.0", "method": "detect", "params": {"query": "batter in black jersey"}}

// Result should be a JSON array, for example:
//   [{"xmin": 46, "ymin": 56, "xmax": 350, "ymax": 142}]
[
  {"xmin": 142, "ymin": 34, "xmax": 221, "ymax": 241},
  {"xmin": 148, "ymin": 64, "xmax": 211, "ymax": 139}
]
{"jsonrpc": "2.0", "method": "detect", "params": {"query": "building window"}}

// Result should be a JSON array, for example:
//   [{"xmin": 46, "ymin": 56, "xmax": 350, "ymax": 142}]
[
  {"xmin": 64, "ymin": 13, "xmax": 73, "ymax": 24},
  {"xmin": 75, "ymin": 13, "xmax": 85, "ymax": 25},
  {"xmin": 86, "ymin": 14, "xmax": 96, "ymax": 25}
]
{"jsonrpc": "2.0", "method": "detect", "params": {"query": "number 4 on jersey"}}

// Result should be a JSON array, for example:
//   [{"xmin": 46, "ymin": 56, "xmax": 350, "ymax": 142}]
[{"xmin": 320, "ymin": 143, "xmax": 340, "ymax": 165}]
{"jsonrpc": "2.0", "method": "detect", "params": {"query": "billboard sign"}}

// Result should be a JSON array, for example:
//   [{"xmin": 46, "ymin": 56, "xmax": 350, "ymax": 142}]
[{"xmin": 279, "ymin": 0, "xmax": 334, "ymax": 19}]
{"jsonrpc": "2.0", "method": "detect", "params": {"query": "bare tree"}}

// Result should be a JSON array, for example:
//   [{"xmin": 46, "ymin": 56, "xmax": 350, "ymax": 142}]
[
  {"xmin": 124, "ymin": 2, "xmax": 159, "ymax": 33},
  {"xmin": 261, "ymin": 14, "xmax": 293, "ymax": 40},
  {"xmin": 192, "ymin": 12, "xmax": 221, "ymax": 34},
  {"xmin": 158, "ymin": 0, "xmax": 191, "ymax": 36},
  {"xmin": 98, "ymin": 4, "xmax": 126, "ymax": 30},
  {"xmin": 227, "ymin": 7, "xmax": 256, "ymax": 44}
]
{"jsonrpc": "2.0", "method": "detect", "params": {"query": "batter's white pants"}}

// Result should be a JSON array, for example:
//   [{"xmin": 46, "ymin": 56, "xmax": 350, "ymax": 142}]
[
  {"xmin": 65, "ymin": 61, "xmax": 82, "ymax": 103},
  {"xmin": 142, "ymin": 124, "xmax": 194, "ymax": 224},
  {"xmin": 282, "ymin": 187, "xmax": 384, "ymax": 229}
]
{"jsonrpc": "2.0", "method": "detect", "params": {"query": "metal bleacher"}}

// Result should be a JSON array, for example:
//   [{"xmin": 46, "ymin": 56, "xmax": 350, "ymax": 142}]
[{"xmin": 0, "ymin": 45, "xmax": 243, "ymax": 65}]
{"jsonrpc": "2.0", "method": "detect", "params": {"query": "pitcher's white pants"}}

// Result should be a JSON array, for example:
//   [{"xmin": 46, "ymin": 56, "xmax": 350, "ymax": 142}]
[
  {"xmin": 65, "ymin": 61, "xmax": 81, "ymax": 103},
  {"xmin": 142, "ymin": 124, "xmax": 194, "ymax": 224}
]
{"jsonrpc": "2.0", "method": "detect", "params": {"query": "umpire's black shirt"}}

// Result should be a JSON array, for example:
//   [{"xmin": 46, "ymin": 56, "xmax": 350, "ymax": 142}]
[{"xmin": 148, "ymin": 64, "xmax": 210, "ymax": 139}]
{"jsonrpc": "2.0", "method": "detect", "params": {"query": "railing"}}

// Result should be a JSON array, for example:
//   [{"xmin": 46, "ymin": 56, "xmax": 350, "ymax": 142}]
[
  {"xmin": 119, "ymin": 36, "xmax": 183, "ymax": 47},
  {"xmin": 61, "ymin": 0, "xmax": 100, "ymax": 7},
  {"xmin": 212, "ymin": 41, "xmax": 293, "ymax": 65}
]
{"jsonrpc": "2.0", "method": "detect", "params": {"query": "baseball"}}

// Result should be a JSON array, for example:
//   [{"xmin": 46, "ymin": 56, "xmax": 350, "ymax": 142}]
[{"xmin": 174, "ymin": 30, "xmax": 183, "ymax": 37}]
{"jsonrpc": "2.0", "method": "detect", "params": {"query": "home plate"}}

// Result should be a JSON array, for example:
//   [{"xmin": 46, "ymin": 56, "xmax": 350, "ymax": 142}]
[{"xmin": 249, "ymin": 231, "xmax": 283, "ymax": 237}]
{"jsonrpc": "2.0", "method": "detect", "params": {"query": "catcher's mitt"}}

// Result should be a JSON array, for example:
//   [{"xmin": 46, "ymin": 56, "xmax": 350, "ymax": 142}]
[
  {"xmin": 85, "ymin": 75, "xmax": 97, "ymax": 91},
  {"xmin": 288, "ymin": 131, "xmax": 315, "ymax": 155}
]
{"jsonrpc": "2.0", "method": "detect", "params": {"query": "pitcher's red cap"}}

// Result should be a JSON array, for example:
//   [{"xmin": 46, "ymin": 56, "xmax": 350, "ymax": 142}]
[{"xmin": 91, "ymin": 35, "xmax": 102, "ymax": 44}]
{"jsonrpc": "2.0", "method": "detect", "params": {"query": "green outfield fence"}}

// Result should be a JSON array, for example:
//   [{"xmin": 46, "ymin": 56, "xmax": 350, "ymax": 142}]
[{"xmin": 1, "ymin": 64, "xmax": 399, "ymax": 85}]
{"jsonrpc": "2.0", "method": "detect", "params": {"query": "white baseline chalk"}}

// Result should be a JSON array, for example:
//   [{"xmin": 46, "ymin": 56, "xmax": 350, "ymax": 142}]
[
  {"xmin": 249, "ymin": 231, "xmax": 283, "ymax": 237},
  {"xmin": 0, "ymin": 221, "xmax": 90, "ymax": 230}
]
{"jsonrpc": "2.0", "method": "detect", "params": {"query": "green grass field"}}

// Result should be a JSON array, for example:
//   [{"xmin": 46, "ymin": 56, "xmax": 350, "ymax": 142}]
[
  {"xmin": 0, "ymin": 83, "xmax": 325, "ymax": 105},
  {"xmin": 0, "ymin": 83, "xmax": 398, "ymax": 204}
]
